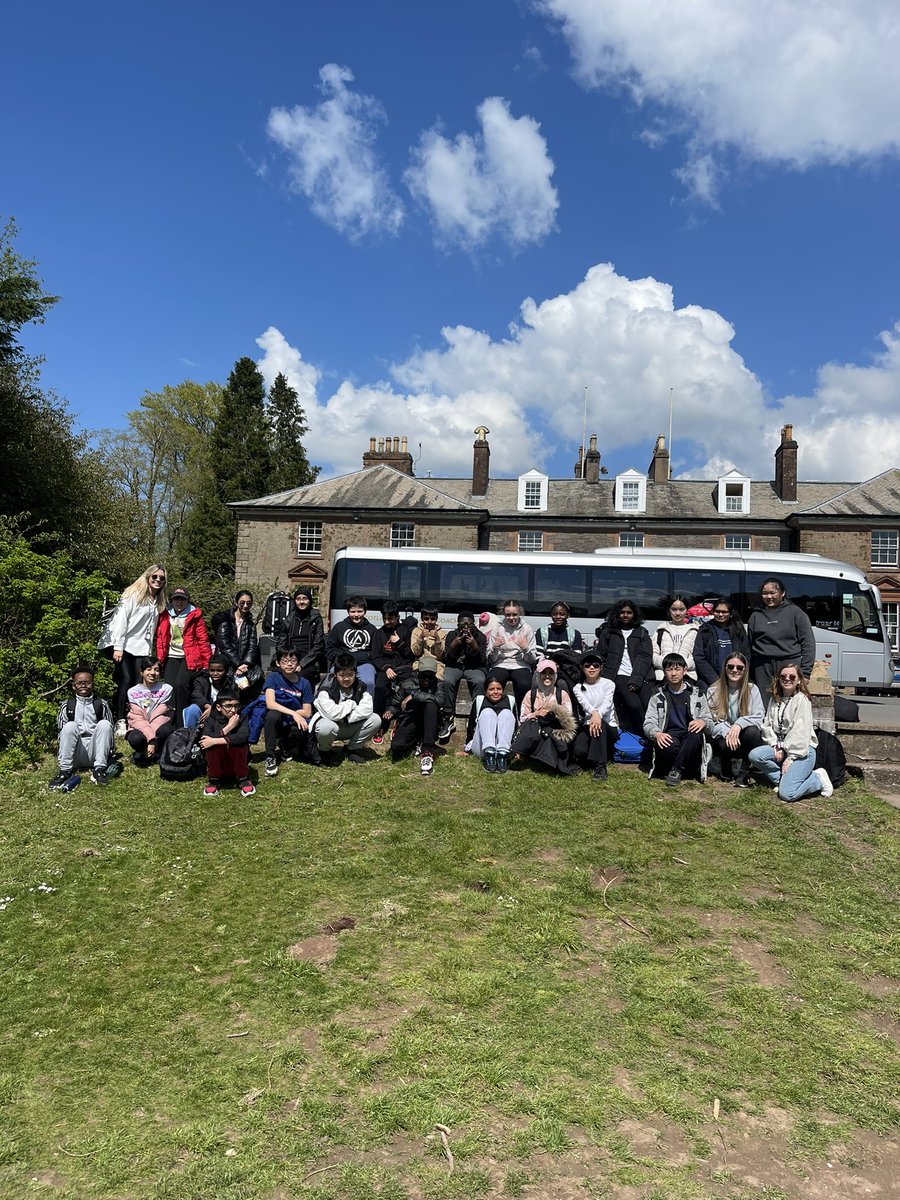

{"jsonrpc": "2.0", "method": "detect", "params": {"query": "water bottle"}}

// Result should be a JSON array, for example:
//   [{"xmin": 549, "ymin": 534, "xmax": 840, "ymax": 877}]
[{"xmin": 59, "ymin": 775, "xmax": 81, "ymax": 793}]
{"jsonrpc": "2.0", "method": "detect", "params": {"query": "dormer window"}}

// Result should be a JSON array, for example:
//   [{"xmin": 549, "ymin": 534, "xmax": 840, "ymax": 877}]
[
  {"xmin": 518, "ymin": 470, "xmax": 548, "ymax": 512},
  {"xmin": 716, "ymin": 470, "xmax": 750, "ymax": 515},
  {"xmin": 614, "ymin": 469, "xmax": 646, "ymax": 514}
]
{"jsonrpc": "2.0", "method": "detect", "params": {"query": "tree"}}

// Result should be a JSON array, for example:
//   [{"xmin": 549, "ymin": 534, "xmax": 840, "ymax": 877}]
[
  {"xmin": 0, "ymin": 217, "xmax": 59, "ymax": 366},
  {"xmin": 266, "ymin": 372, "xmax": 319, "ymax": 492},
  {"xmin": 179, "ymin": 357, "xmax": 273, "ymax": 577}
]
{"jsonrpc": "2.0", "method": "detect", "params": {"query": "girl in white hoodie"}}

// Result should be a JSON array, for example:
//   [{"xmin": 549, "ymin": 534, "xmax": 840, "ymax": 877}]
[{"xmin": 748, "ymin": 664, "xmax": 832, "ymax": 801}]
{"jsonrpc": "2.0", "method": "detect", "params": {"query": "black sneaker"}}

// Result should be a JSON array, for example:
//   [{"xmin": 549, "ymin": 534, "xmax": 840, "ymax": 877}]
[
  {"xmin": 265, "ymin": 755, "xmax": 279, "ymax": 777},
  {"xmin": 48, "ymin": 771, "xmax": 71, "ymax": 790},
  {"xmin": 347, "ymin": 752, "xmax": 366, "ymax": 764},
  {"xmin": 483, "ymin": 749, "xmax": 497, "ymax": 773},
  {"xmin": 591, "ymin": 764, "xmax": 608, "ymax": 782},
  {"xmin": 495, "ymin": 751, "xmax": 509, "ymax": 774},
  {"xmin": 90, "ymin": 766, "xmax": 110, "ymax": 787},
  {"xmin": 733, "ymin": 773, "xmax": 752, "ymax": 789},
  {"xmin": 665, "ymin": 768, "xmax": 682, "ymax": 787},
  {"xmin": 437, "ymin": 718, "xmax": 455, "ymax": 744}
]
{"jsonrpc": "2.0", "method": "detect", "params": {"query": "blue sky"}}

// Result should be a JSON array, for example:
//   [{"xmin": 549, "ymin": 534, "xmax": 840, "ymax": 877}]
[{"xmin": 5, "ymin": 0, "xmax": 900, "ymax": 487}]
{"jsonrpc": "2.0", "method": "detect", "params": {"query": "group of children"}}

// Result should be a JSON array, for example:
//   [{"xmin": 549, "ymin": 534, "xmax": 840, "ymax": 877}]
[{"xmin": 52, "ymin": 591, "xmax": 836, "ymax": 802}]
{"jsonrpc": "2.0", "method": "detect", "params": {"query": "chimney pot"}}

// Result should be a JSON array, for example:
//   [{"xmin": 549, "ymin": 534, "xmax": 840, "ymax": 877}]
[
  {"xmin": 392, "ymin": 436, "xmax": 400, "ymax": 453},
  {"xmin": 774, "ymin": 423, "xmax": 798, "ymax": 500},
  {"xmin": 369, "ymin": 437, "xmax": 376, "ymax": 452},
  {"xmin": 377, "ymin": 438, "xmax": 384, "ymax": 453},
  {"xmin": 583, "ymin": 432, "xmax": 601, "ymax": 484},
  {"xmin": 401, "ymin": 436, "xmax": 408, "ymax": 453},
  {"xmin": 648, "ymin": 433, "xmax": 670, "ymax": 484}
]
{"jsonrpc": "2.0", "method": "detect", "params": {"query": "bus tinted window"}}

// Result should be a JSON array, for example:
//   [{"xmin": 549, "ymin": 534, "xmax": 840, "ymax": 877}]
[
  {"xmin": 397, "ymin": 563, "xmax": 424, "ymax": 613},
  {"xmin": 334, "ymin": 559, "xmax": 394, "ymax": 606},
  {"xmin": 432, "ymin": 561, "xmax": 529, "ymax": 613},
  {"xmin": 533, "ymin": 566, "xmax": 589, "ymax": 615},
  {"xmin": 840, "ymin": 585, "xmax": 884, "ymax": 641},
  {"xmin": 591, "ymin": 567, "xmax": 669, "ymax": 619},
  {"xmin": 744, "ymin": 572, "xmax": 839, "ymax": 629},
  {"xmin": 672, "ymin": 569, "xmax": 741, "ymax": 613}
]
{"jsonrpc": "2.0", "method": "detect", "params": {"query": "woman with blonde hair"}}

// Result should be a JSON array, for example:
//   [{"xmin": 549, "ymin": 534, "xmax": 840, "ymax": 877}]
[
  {"xmin": 748, "ymin": 664, "xmax": 833, "ymax": 801},
  {"xmin": 706, "ymin": 652, "xmax": 764, "ymax": 787},
  {"xmin": 99, "ymin": 564, "xmax": 169, "ymax": 733}
]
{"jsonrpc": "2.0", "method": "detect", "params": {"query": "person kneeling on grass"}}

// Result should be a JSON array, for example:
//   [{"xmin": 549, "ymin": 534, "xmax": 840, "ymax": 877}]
[
  {"xmin": 509, "ymin": 658, "xmax": 578, "ymax": 776},
  {"xmin": 643, "ymin": 653, "xmax": 713, "ymax": 787},
  {"xmin": 572, "ymin": 650, "xmax": 618, "ymax": 783},
  {"xmin": 49, "ymin": 664, "xmax": 115, "ymax": 789},
  {"xmin": 126, "ymin": 656, "xmax": 174, "ymax": 766},
  {"xmin": 464, "ymin": 672, "xmax": 517, "ymax": 773},
  {"xmin": 199, "ymin": 689, "xmax": 255, "ymax": 797},
  {"xmin": 747, "ymin": 664, "xmax": 833, "ymax": 801},
  {"xmin": 313, "ymin": 653, "xmax": 382, "ymax": 763},
  {"xmin": 390, "ymin": 655, "xmax": 446, "ymax": 776}
]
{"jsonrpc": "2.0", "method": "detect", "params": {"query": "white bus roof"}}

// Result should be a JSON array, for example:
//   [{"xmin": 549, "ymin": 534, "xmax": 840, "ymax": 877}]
[{"xmin": 333, "ymin": 545, "xmax": 867, "ymax": 581}]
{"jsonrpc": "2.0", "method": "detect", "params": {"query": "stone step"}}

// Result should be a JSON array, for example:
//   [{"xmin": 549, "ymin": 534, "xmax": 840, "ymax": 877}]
[{"xmin": 837, "ymin": 725, "xmax": 900, "ymax": 765}]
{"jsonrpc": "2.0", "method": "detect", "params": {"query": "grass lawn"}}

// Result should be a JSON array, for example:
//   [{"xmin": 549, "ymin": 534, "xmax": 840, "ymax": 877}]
[{"xmin": 1, "ymin": 746, "xmax": 898, "ymax": 1199}]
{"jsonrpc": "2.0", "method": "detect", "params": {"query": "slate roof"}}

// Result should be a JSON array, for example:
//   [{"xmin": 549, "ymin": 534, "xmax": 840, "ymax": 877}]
[{"xmin": 233, "ymin": 464, "xmax": 891, "ymax": 522}]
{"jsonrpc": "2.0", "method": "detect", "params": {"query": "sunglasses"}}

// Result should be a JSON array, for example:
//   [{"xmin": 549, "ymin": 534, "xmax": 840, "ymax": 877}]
[
  {"xmin": 726, "ymin": 664, "xmax": 745, "ymax": 672},
  {"xmin": 149, "ymin": 574, "xmax": 166, "ymax": 581},
  {"xmin": 779, "ymin": 674, "xmax": 799, "ymax": 682}
]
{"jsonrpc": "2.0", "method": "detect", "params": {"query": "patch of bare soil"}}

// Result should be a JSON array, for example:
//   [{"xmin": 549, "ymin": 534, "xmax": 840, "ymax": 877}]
[
  {"xmin": 695, "ymin": 807, "xmax": 762, "ymax": 828},
  {"xmin": 618, "ymin": 1117, "xmax": 693, "ymax": 1166},
  {"xmin": 860, "ymin": 1010, "xmax": 900, "ymax": 1047},
  {"xmin": 590, "ymin": 866, "xmax": 626, "ymax": 891},
  {"xmin": 31, "ymin": 1173, "xmax": 67, "ymax": 1188},
  {"xmin": 848, "ymin": 972, "xmax": 898, "ymax": 999},
  {"xmin": 533, "ymin": 848, "xmax": 565, "ymax": 864},
  {"xmin": 286, "ymin": 936, "xmax": 337, "ymax": 966},
  {"xmin": 612, "ymin": 1066, "xmax": 644, "ymax": 1101},
  {"xmin": 701, "ymin": 1105, "xmax": 900, "ymax": 1198},
  {"xmin": 729, "ymin": 937, "xmax": 791, "ymax": 987},
  {"xmin": 506, "ymin": 1134, "xmax": 612, "ymax": 1199},
  {"xmin": 692, "ymin": 910, "xmax": 739, "ymax": 934},
  {"xmin": 579, "ymin": 915, "xmax": 639, "ymax": 948}
]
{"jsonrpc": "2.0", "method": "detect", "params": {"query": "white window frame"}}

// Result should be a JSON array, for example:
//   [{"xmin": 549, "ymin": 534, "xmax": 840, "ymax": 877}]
[
  {"xmin": 517, "ymin": 530, "xmax": 544, "ymax": 552},
  {"xmin": 390, "ymin": 522, "xmax": 416, "ymax": 548},
  {"xmin": 716, "ymin": 470, "xmax": 750, "ymax": 515},
  {"xmin": 297, "ymin": 520, "xmax": 323, "ymax": 555},
  {"xmin": 723, "ymin": 534, "xmax": 751, "ymax": 551},
  {"xmin": 517, "ymin": 470, "xmax": 548, "ymax": 512},
  {"xmin": 614, "ymin": 470, "xmax": 646, "ymax": 514},
  {"xmin": 883, "ymin": 602, "xmax": 899, "ymax": 652},
  {"xmin": 871, "ymin": 530, "xmax": 899, "ymax": 567},
  {"xmin": 619, "ymin": 532, "xmax": 644, "ymax": 548}
]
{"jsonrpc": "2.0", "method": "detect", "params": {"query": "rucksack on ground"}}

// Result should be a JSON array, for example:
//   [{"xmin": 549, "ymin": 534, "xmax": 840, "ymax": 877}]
[
  {"xmin": 814, "ymin": 727, "xmax": 847, "ymax": 789},
  {"xmin": 159, "ymin": 727, "xmax": 201, "ymax": 781},
  {"xmin": 613, "ymin": 730, "xmax": 645, "ymax": 764}
]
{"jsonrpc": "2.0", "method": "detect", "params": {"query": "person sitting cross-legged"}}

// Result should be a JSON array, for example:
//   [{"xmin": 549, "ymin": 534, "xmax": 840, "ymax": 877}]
[
  {"xmin": 643, "ymin": 653, "xmax": 713, "ymax": 787},
  {"xmin": 199, "ymin": 689, "xmax": 255, "ymax": 797},
  {"xmin": 49, "ymin": 664, "xmax": 115, "ymax": 789},
  {"xmin": 313, "ymin": 654, "xmax": 382, "ymax": 763}
]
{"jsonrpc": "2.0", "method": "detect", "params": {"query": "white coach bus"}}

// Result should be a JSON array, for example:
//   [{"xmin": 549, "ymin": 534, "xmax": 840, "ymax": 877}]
[{"xmin": 328, "ymin": 546, "xmax": 893, "ymax": 689}]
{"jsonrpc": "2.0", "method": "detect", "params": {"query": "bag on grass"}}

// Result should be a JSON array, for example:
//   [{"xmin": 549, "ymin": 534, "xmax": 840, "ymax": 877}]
[
  {"xmin": 159, "ymin": 726, "xmax": 200, "ymax": 781},
  {"xmin": 814, "ymin": 728, "xmax": 847, "ymax": 789},
  {"xmin": 613, "ymin": 730, "xmax": 645, "ymax": 764}
]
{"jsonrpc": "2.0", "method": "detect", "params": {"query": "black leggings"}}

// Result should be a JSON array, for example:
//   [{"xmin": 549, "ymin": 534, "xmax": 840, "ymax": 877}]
[
  {"xmin": 126, "ymin": 723, "xmax": 173, "ymax": 758},
  {"xmin": 489, "ymin": 667, "xmax": 533, "ymax": 712},
  {"xmin": 391, "ymin": 699, "xmax": 440, "ymax": 758},
  {"xmin": 163, "ymin": 658, "xmax": 194, "ymax": 727},
  {"xmin": 613, "ymin": 677, "xmax": 653, "ymax": 736},
  {"xmin": 112, "ymin": 651, "xmax": 145, "ymax": 721},
  {"xmin": 710, "ymin": 726, "xmax": 763, "ymax": 777}
]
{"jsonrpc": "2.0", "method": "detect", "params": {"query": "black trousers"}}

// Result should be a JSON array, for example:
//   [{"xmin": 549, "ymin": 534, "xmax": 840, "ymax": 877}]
[
  {"xmin": 710, "ymin": 726, "xmax": 763, "ymax": 777},
  {"xmin": 391, "ymin": 698, "xmax": 440, "ymax": 758},
  {"xmin": 613, "ymin": 678, "xmax": 653, "ymax": 736},
  {"xmin": 126, "ymin": 723, "xmax": 173, "ymax": 757},
  {"xmin": 112, "ymin": 650, "xmax": 144, "ymax": 721},
  {"xmin": 651, "ymin": 730, "xmax": 704, "ymax": 779},
  {"xmin": 573, "ymin": 723, "xmax": 618, "ymax": 767},
  {"xmin": 489, "ymin": 667, "xmax": 532, "ymax": 711},
  {"xmin": 264, "ymin": 710, "xmax": 309, "ymax": 756},
  {"xmin": 163, "ymin": 657, "xmax": 194, "ymax": 728}
]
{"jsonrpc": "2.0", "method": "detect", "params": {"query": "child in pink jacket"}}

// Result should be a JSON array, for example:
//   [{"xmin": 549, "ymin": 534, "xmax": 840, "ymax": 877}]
[{"xmin": 126, "ymin": 656, "xmax": 175, "ymax": 764}]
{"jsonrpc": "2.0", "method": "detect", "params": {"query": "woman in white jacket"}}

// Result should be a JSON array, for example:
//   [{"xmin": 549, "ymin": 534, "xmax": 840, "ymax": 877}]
[
  {"xmin": 748, "ymin": 664, "xmax": 832, "ymax": 801},
  {"xmin": 653, "ymin": 596, "xmax": 699, "ymax": 681},
  {"xmin": 706, "ymin": 652, "xmax": 764, "ymax": 788},
  {"xmin": 101, "ymin": 564, "xmax": 168, "ymax": 732}
]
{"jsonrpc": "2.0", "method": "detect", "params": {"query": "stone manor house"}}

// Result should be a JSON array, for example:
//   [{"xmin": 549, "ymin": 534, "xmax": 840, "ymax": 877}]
[{"xmin": 232, "ymin": 424, "xmax": 900, "ymax": 651}]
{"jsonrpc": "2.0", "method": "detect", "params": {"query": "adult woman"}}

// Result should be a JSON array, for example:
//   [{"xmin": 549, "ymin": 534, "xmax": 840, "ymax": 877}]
[
  {"xmin": 694, "ymin": 598, "xmax": 751, "ymax": 688},
  {"xmin": 488, "ymin": 599, "xmax": 538, "ymax": 709},
  {"xmin": 653, "ymin": 596, "xmax": 699, "ymax": 681},
  {"xmin": 213, "ymin": 591, "xmax": 262, "ymax": 689},
  {"xmin": 536, "ymin": 601, "xmax": 584, "ymax": 691},
  {"xmin": 594, "ymin": 599, "xmax": 654, "ymax": 735},
  {"xmin": 155, "ymin": 588, "xmax": 212, "ymax": 725},
  {"xmin": 748, "ymin": 577, "xmax": 816, "ymax": 693},
  {"xmin": 748, "ymin": 664, "xmax": 833, "ymax": 801},
  {"xmin": 274, "ymin": 587, "xmax": 326, "ymax": 683},
  {"xmin": 706, "ymin": 652, "xmax": 764, "ymax": 787},
  {"xmin": 99, "ymin": 564, "xmax": 168, "ymax": 734}
]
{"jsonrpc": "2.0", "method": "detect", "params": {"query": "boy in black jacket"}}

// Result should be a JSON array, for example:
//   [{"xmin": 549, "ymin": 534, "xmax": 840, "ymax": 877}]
[
  {"xmin": 325, "ymin": 595, "xmax": 379, "ymax": 694},
  {"xmin": 390, "ymin": 655, "xmax": 446, "ymax": 776},
  {"xmin": 199, "ymin": 689, "xmax": 255, "ymax": 797},
  {"xmin": 372, "ymin": 600, "xmax": 417, "ymax": 726}
]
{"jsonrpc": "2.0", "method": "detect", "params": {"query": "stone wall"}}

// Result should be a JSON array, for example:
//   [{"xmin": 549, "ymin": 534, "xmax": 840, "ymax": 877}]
[{"xmin": 796, "ymin": 529, "xmax": 871, "ymax": 573}]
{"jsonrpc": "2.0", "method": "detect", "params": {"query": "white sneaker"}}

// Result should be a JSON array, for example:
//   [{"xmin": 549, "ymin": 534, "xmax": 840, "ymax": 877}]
[
  {"xmin": 420, "ymin": 754, "xmax": 434, "ymax": 776},
  {"xmin": 814, "ymin": 767, "xmax": 834, "ymax": 798},
  {"xmin": 115, "ymin": 719, "xmax": 127, "ymax": 738}
]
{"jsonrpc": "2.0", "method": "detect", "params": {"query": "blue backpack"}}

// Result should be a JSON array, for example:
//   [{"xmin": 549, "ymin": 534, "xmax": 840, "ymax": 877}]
[{"xmin": 613, "ymin": 730, "xmax": 645, "ymax": 764}]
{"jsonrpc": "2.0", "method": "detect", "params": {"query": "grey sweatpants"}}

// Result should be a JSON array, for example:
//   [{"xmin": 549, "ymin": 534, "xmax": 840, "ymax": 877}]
[{"xmin": 58, "ymin": 721, "xmax": 114, "ymax": 772}]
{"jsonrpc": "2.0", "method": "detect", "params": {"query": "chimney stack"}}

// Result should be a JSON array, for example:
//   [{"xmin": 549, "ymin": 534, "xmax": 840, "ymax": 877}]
[
  {"xmin": 573, "ymin": 445, "xmax": 584, "ymax": 478},
  {"xmin": 362, "ymin": 432, "xmax": 415, "ymax": 475},
  {"xmin": 584, "ymin": 434, "xmax": 601, "ymax": 484},
  {"xmin": 648, "ymin": 434, "xmax": 670, "ymax": 484},
  {"xmin": 774, "ymin": 423, "xmax": 798, "ymax": 501},
  {"xmin": 472, "ymin": 426, "xmax": 490, "ymax": 497}
]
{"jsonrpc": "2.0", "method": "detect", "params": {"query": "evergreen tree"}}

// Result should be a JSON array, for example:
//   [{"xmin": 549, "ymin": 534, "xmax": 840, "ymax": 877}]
[
  {"xmin": 179, "ymin": 357, "xmax": 273, "ymax": 577},
  {"xmin": 266, "ymin": 372, "xmax": 319, "ymax": 493}
]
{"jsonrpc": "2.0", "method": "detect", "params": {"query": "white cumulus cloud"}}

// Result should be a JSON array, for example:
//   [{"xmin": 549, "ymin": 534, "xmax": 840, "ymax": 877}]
[
  {"xmin": 266, "ymin": 63, "xmax": 404, "ymax": 240},
  {"xmin": 257, "ymin": 271, "xmax": 900, "ymax": 485},
  {"xmin": 540, "ymin": 0, "xmax": 900, "ymax": 200},
  {"xmin": 405, "ymin": 96, "xmax": 558, "ymax": 249}
]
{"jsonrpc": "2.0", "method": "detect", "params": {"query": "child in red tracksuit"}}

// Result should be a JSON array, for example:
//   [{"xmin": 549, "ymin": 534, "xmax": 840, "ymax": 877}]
[{"xmin": 199, "ymin": 689, "xmax": 255, "ymax": 797}]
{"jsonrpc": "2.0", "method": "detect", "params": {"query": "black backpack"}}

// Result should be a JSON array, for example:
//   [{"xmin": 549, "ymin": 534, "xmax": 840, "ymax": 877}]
[
  {"xmin": 158, "ymin": 727, "xmax": 200, "ymax": 781},
  {"xmin": 65, "ymin": 696, "xmax": 106, "ymax": 723},
  {"xmin": 814, "ymin": 728, "xmax": 847, "ymax": 789},
  {"xmin": 261, "ymin": 591, "xmax": 291, "ymax": 637}
]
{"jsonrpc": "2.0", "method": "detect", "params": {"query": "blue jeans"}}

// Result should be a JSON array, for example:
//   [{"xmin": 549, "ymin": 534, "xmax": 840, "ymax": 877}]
[
  {"xmin": 182, "ymin": 704, "xmax": 202, "ymax": 728},
  {"xmin": 748, "ymin": 745, "xmax": 820, "ymax": 802}
]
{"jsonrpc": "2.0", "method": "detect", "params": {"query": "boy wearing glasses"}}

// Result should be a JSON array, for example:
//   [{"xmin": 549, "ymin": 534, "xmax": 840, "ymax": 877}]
[
  {"xmin": 643, "ymin": 653, "xmax": 713, "ymax": 787},
  {"xmin": 199, "ymin": 688, "xmax": 255, "ymax": 797}
]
